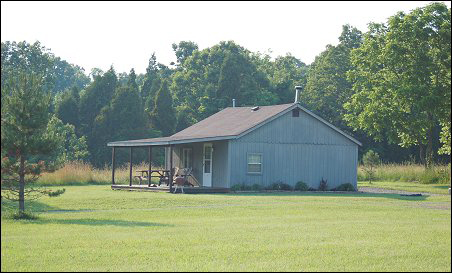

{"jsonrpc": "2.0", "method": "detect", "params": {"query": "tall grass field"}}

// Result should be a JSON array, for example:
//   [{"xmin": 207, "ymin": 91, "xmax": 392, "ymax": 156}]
[
  {"xmin": 38, "ymin": 161, "xmax": 451, "ymax": 189},
  {"xmin": 37, "ymin": 161, "xmax": 161, "ymax": 186},
  {"xmin": 357, "ymin": 163, "xmax": 451, "ymax": 184}
]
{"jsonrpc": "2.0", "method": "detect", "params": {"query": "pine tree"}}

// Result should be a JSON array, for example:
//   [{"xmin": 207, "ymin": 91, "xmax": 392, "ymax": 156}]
[
  {"xmin": 79, "ymin": 67, "xmax": 117, "ymax": 137},
  {"xmin": 128, "ymin": 68, "xmax": 138, "ymax": 92},
  {"xmin": 1, "ymin": 73, "xmax": 64, "ymax": 214},
  {"xmin": 55, "ymin": 86, "xmax": 80, "ymax": 129},
  {"xmin": 79, "ymin": 67, "xmax": 117, "ymax": 162},
  {"xmin": 91, "ymin": 69, "xmax": 150, "ymax": 166},
  {"xmin": 141, "ymin": 53, "xmax": 159, "ymax": 101},
  {"xmin": 150, "ymin": 80, "xmax": 176, "ymax": 136},
  {"xmin": 144, "ymin": 77, "xmax": 161, "ymax": 113}
]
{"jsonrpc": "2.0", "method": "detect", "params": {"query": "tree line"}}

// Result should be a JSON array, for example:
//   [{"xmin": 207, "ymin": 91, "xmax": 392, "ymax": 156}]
[{"xmin": 1, "ymin": 2, "xmax": 450, "ymax": 171}]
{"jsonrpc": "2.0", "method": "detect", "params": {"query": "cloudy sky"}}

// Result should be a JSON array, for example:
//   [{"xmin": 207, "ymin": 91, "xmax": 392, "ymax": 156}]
[{"xmin": 2, "ymin": 1, "xmax": 450, "ymax": 74}]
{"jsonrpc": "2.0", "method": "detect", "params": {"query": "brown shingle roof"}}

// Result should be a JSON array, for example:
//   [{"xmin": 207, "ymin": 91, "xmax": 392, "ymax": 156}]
[
  {"xmin": 108, "ymin": 104, "xmax": 293, "ymax": 146},
  {"xmin": 172, "ymin": 103, "xmax": 293, "ymax": 139}
]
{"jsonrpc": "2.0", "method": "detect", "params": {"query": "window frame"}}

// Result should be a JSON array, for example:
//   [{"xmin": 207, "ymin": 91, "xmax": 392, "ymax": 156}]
[
  {"xmin": 247, "ymin": 152, "xmax": 263, "ymax": 175},
  {"xmin": 182, "ymin": 147, "xmax": 193, "ymax": 169}
]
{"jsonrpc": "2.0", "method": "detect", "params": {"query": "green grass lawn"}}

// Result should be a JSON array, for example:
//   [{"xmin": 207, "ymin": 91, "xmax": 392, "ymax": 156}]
[
  {"xmin": 358, "ymin": 181, "xmax": 450, "ymax": 195},
  {"xmin": 1, "ymin": 185, "xmax": 451, "ymax": 272}
]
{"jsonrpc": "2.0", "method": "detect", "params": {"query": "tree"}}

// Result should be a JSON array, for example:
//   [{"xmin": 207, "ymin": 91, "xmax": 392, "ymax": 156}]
[
  {"xmin": 344, "ymin": 3, "xmax": 451, "ymax": 167},
  {"xmin": 362, "ymin": 150, "xmax": 380, "ymax": 184},
  {"xmin": 144, "ymin": 76, "xmax": 161, "ymax": 112},
  {"xmin": 170, "ymin": 41, "xmax": 279, "ymax": 122},
  {"xmin": 260, "ymin": 53, "xmax": 308, "ymax": 104},
  {"xmin": 438, "ymin": 121, "xmax": 451, "ymax": 156},
  {"xmin": 55, "ymin": 86, "xmax": 80, "ymax": 129},
  {"xmin": 1, "ymin": 41, "xmax": 90, "ymax": 93},
  {"xmin": 175, "ymin": 105, "xmax": 195, "ymax": 133},
  {"xmin": 1, "ymin": 73, "xmax": 63, "ymax": 214},
  {"xmin": 52, "ymin": 57, "xmax": 90, "ymax": 92},
  {"xmin": 141, "ymin": 53, "xmax": 162, "ymax": 112},
  {"xmin": 1, "ymin": 41, "xmax": 54, "ymax": 91},
  {"xmin": 79, "ymin": 67, "xmax": 117, "ymax": 140},
  {"xmin": 128, "ymin": 68, "xmax": 139, "ymax": 92},
  {"xmin": 217, "ymin": 52, "xmax": 243, "ymax": 106},
  {"xmin": 150, "ymin": 80, "xmax": 176, "ymax": 136},
  {"xmin": 172, "ymin": 41, "xmax": 199, "ymax": 64},
  {"xmin": 91, "ymin": 69, "xmax": 150, "ymax": 166},
  {"xmin": 302, "ymin": 25, "xmax": 362, "ymax": 130},
  {"xmin": 45, "ymin": 115, "xmax": 89, "ymax": 165}
]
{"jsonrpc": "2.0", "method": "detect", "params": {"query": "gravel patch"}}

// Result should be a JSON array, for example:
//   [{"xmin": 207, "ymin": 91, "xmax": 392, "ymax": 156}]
[
  {"xmin": 359, "ymin": 187, "xmax": 447, "ymax": 197},
  {"xmin": 359, "ymin": 187, "xmax": 450, "ymax": 210}
]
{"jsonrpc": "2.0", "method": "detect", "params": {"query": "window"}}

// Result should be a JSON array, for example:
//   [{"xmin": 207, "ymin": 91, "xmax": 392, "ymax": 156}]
[
  {"xmin": 292, "ymin": 108, "xmax": 300, "ymax": 117},
  {"xmin": 182, "ymin": 148, "xmax": 192, "ymax": 168},
  {"xmin": 203, "ymin": 145, "xmax": 212, "ymax": 173},
  {"xmin": 247, "ymin": 153, "xmax": 262, "ymax": 174}
]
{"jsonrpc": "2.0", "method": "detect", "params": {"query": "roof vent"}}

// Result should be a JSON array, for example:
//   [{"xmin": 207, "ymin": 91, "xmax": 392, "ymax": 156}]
[{"xmin": 251, "ymin": 106, "xmax": 260, "ymax": 112}]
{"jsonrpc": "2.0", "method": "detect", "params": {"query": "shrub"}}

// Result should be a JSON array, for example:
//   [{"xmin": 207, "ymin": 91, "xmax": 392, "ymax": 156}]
[
  {"xmin": 251, "ymin": 184, "xmax": 263, "ymax": 191},
  {"xmin": 294, "ymin": 181, "xmax": 309, "ymax": 191},
  {"xmin": 48, "ymin": 188, "xmax": 66, "ymax": 197},
  {"xmin": 265, "ymin": 182, "xmax": 293, "ymax": 191},
  {"xmin": 230, "ymin": 184, "xmax": 242, "ymax": 191},
  {"xmin": 230, "ymin": 183, "xmax": 254, "ymax": 191},
  {"xmin": 318, "ymin": 178, "xmax": 328, "ymax": 191},
  {"xmin": 4, "ymin": 210, "xmax": 38, "ymax": 220},
  {"xmin": 335, "ymin": 183, "xmax": 355, "ymax": 192},
  {"xmin": 362, "ymin": 150, "xmax": 380, "ymax": 184}
]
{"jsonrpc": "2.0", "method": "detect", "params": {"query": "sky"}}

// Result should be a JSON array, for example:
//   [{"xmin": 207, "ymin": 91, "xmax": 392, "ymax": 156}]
[{"xmin": 2, "ymin": 1, "xmax": 451, "ymax": 75}]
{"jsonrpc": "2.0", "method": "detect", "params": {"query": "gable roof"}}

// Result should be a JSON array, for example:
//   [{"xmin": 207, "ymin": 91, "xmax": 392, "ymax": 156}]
[{"xmin": 107, "ymin": 103, "xmax": 361, "ymax": 147}]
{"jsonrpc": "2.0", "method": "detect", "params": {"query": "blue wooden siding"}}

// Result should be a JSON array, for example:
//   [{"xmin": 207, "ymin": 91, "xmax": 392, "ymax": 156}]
[
  {"xmin": 229, "ymin": 109, "xmax": 358, "ymax": 189},
  {"xmin": 212, "ymin": 141, "xmax": 229, "ymax": 188},
  {"xmin": 170, "ymin": 140, "xmax": 229, "ymax": 188}
]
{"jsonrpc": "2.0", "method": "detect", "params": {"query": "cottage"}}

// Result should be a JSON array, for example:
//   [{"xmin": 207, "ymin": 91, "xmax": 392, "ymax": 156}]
[{"xmin": 108, "ymin": 92, "xmax": 361, "ymax": 193}]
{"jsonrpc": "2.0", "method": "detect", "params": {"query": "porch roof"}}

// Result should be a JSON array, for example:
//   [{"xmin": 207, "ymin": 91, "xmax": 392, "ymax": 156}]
[{"xmin": 107, "ymin": 135, "xmax": 236, "ymax": 147}]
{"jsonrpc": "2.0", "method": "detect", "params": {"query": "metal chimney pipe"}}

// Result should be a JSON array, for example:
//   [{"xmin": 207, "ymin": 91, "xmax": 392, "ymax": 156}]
[
  {"xmin": 232, "ymin": 99, "xmax": 236, "ymax": 107},
  {"xmin": 294, "ymin": 86, "xmax": 302, "ymax": 103}
]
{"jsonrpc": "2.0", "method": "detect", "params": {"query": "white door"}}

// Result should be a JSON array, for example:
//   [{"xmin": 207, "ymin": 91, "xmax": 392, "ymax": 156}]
[{"xmin": 203, "ymin": 143, "xmax": 213, "ymax": 187}]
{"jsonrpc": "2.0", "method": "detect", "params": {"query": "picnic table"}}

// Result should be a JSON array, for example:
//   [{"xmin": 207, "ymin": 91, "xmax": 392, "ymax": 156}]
[
  {"xmin": 134, "ymin": 169, "xmax": 170, "ymax": 186},
  {"xmin": 134, "ymin": 168, "xmax": 197, "ymax": 187}
]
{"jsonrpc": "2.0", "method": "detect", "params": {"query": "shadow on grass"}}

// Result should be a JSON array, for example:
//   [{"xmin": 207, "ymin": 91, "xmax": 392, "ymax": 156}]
[
  {"xmin": 1, "ymin": 200, "xmax": 61, "ymax": 213},
  {"xmin": 223, "ymin": 192, "xmax": 428, "ymax": 201},
  {"xmin": 20, "ymin": 218, "xmax": 173, "ymax": 227},
  {"xmin": 432, "ymin": 185, "xmax": 450, "ymax": 189}
]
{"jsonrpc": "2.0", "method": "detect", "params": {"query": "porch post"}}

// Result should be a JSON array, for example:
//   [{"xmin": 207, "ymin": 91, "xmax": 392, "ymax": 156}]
[
  {"xmin": 111, "ymin": 147, "xmax": 116, "ymax": 185},
  {"xmin": 129, "ymin": 147, "xmax": 133, "ymax": 186},
  {"xmin": 169, "ymin": 145, "xmax": 173, "ymax": 193},
  {"xmin": 148, "ymin": 146, "xmax": 152, "ymax": 187}
]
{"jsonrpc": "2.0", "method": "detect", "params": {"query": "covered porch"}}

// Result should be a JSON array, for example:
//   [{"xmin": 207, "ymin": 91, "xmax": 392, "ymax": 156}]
[{"xmin": 107, "ymin": 137, "xmax": 230, "ymax": 193}]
